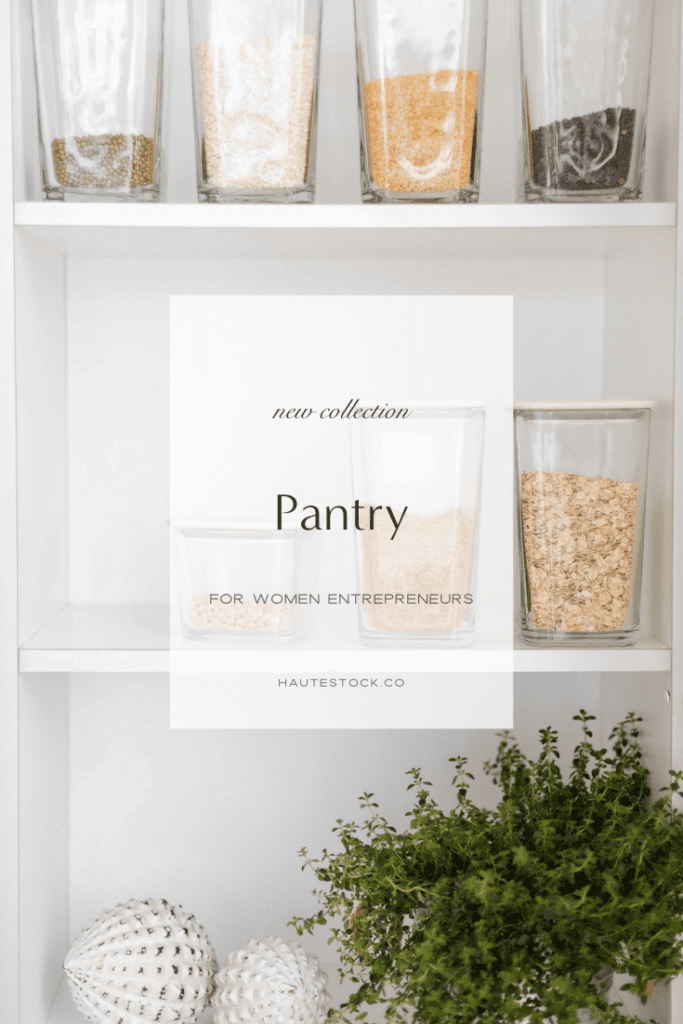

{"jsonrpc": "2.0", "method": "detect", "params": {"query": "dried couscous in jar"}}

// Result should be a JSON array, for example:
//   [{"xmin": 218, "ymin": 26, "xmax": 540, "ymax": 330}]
[{"xmin": 187, "ymin": 0, "xmax": 323, "ymax": 203}]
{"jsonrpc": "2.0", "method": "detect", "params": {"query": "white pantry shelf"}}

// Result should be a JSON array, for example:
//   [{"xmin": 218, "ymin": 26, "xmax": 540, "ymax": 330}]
[
  {"xmin": 4, "ymin": 0, "xmax": 683, "ymax": 1010},
  {"xmin": 20, "ymin": 604, "xmax": 169, "ymax": 673},
  {"xmin": 18, "ymin": 603, "xmax": 672, "ymax": 674},
  {"xmin": 14, "ymin": 202, "xmax": 676, "ymax": 259},
  {"xmin": 513, "ymin": 636, "xmax": 671, "ymax": 672}
]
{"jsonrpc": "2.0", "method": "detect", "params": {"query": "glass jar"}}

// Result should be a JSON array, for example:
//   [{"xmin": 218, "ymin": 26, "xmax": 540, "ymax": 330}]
[
  {"xmin": 515, "ymin": 402, "xmax": 654, "ymax": 646},
  {"xmin": 349, "ymin": 405, "xmax": 485, "ymax": 647},
  {"xmin": 31, "ymin": 0, "xmax": 165, "ymax": 202},
  {"xmin": 172, "ymin": 520, "xmax": 321, "ymax": 644},
  {"xmin": 188, "ymin": 0, "xmax": 323, "ymax": 203},
  {"xmin": 519, "ymin": 0, "xmax": 655, "ymax": 203},
  {"xmin": 353, "ymin": 0, "xmax": 488, "ymax": 203}
]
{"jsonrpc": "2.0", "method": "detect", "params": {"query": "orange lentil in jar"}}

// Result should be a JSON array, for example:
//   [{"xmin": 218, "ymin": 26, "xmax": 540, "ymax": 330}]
[{"xmin": 364, "ymin": 68, "xmax": 478, "ymax": 194}]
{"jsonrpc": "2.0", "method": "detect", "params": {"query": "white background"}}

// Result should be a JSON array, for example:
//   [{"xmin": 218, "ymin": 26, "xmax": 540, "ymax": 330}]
[
  {"xmin": 170, "ymin": 295, "xmax": 514, "ymax": 655},
  {"xmin": 170, "ymin": 673, "xmax": 514, "ymax": 729}
]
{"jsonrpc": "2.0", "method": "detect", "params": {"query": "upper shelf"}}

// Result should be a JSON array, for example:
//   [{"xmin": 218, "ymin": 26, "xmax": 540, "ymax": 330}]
[{"xmin": 14, "ymin": 202, "xmax": 676, "ymax": 260}]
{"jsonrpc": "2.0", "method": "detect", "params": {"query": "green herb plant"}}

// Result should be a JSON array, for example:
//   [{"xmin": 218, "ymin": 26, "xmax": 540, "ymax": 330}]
[{"xmin": 291, "ymin": 713, "xmax": 683, "ymax": 1024}]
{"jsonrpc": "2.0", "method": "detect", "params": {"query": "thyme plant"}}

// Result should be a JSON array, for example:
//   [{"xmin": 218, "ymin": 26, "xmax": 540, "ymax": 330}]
[{"xmin": 291, "ymin": 713, "xmax": 683, "ymax": 1024}]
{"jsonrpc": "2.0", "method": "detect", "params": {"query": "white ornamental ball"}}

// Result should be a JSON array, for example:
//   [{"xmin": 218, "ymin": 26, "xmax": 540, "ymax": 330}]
[
  {"xmin": 212, "ymin": 936, "xmax": 330, "ymax": 1024},
  {"xmin": 64, "ymin": 898, "xmax": 218, "ymax": 1024}
]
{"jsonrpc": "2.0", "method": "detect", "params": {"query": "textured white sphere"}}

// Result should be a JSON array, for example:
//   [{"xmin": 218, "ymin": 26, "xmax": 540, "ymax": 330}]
[
  {"xmin": 64, "ymin": 898, "xmax": 218, "ymax": 1024},
  {"xmin": 212, "ymin": 936, "xmax": 330, "ymax": 1024}
]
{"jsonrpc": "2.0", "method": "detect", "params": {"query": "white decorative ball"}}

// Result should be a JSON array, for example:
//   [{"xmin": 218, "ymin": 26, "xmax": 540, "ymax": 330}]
[
  {"xmin": 64, "ymin": 898, "xmax": 218, "ymax": 1024},
  {"xmin": 212, "ymin": 936, "xmax": 330, "ymax": 1024}
]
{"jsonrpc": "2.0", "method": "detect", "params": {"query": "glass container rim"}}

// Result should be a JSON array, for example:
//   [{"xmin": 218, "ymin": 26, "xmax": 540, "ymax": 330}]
[
  {"xmin": 171, "ymin": 519, "xmax": 303, "ymax": 539},
  {"xmin": 514, "ymin": 400, "xmax": 655, "ymax": 411},
  {"xmin": 359, "ymin": 400, "xmax": 487, "ymax": 409},
  {"xmin": 353, "ymin": 402, "xmax": 487, "ymax": 420}
]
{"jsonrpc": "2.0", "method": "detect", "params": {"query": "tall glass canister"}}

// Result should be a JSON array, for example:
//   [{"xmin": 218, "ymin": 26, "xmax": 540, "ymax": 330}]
[
  {"xmin": 350, "ymin": 406, "xmax": 485, "ymax": 647},
  {"xmin": 32, "ymin": 0, "xmax": 165, "ymax": 201},
  {"xmin": 519, "ymin": 0, "xmax": 655, "ymax": 202},
  {"xmin": 188, "ymin": 0, "xmax": 323, "ymax": 203},
  {"xmin": 515, "ymin": 402, "xmax": 654, "ymax": 646},
  {"xmin": 354, "ymin": 0, "xmax": 488, "ymax": 203}
]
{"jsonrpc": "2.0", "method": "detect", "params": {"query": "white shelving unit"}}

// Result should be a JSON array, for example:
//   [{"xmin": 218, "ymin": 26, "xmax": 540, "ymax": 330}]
[
  {"xmin": 2, "ymin": 0, "xmax": 683, "ymax": 1020},
  {"xmin": 14, "ymin": 201, "xmax": 677, "ymax": 258},
  {"xmin": 16, "ymin": 603, "xmax": 672, "ymax": 674}
]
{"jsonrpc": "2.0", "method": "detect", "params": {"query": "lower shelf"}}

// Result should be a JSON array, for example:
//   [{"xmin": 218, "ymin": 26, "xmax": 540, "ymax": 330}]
[{"xmin": 18, "ymin": 604, "xmax": 672, "ymax": 674}]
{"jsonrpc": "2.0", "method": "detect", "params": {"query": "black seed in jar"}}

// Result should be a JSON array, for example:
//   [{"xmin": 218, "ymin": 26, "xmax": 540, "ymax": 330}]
[
  {"xmin": 51, "ymin": 134, "xmax": 155, "ymax": 189},
  {"xmin": 530, "ymin": 107, "xmax": 636, "ymax": 191}
]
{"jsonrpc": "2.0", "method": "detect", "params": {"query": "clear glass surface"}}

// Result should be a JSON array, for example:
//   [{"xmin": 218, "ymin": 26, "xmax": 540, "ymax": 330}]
[
  {"xmin": 518, "ymin": 0, "xmax": 655, "ymax": 203},
  {"xmin": 173, "ymin": 522, "xmax": 321, "ymax": 644},
  {"xmin": 353, "ymin": 0, "xmax": 488, "ymax": 203},
  {"xmin": 515, "ymin": 407, "xmax": 651, "ymax": 646},
  {"xmin": 349, "ymin": 407, "xmax": 485, "ymax": 648},
  {"xmin": 188, "ymin": 0, "xmax": 323, "ymax": 203},
  {"xmin": 32, "ymin": 0, "xmax": 165, "ymax": 202}
]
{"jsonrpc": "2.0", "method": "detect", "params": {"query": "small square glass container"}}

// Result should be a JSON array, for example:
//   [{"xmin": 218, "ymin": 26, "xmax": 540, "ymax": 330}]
[
  {"xmin": 515, "ymin": 401, "xmax": 654, "ymax": 647},
  {"xmin": 172, "ymin": 519, "xmax": 321, "ymax": 644}
]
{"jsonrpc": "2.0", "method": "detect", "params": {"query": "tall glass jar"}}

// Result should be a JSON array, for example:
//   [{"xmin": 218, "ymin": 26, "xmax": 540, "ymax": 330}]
[
  {"xmin": 519, "ymin": 0, "xmax": 655, "ymax": 203},
  {"xmin": 188, "ymin": 0, "xmax": 323, "ymax": 203},
  {"xmin": 353, "ymin": 0, "xmax": 488, "ymax": 203},
  {"xmin": 515, "ymin": 402, "xmax": 654, "ymax": 647},
  {"xmin": 350, "ymin": 405, "xmax": 485, "ymax": 647},
  {"xmin": 31, "ymin": 0, "xmax": 165, "ymax": 202}
]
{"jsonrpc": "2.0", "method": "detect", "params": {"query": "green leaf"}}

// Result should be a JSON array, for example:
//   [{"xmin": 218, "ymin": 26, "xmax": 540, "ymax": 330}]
[{"xmin": 290, "ymin": 710, "xmax": 683, "ymax": 1024}]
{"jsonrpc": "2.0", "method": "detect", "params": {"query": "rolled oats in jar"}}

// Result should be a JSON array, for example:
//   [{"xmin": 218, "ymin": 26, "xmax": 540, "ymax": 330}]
[{"xmin": 514, "ymin": 402, "xmax": 654, "ymax": 647}]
